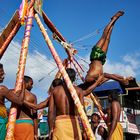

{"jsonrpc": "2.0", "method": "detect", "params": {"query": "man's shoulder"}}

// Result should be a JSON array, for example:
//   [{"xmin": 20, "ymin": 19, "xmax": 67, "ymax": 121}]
[
  {"xmin": 0, "ymin": 85, "xmax": 8, "ymax": 90},
  {"xmin": 53, "ymin": 85, "xmax": 63, "ymax": 91},
  {"xmin": 30, "ymin": 92, "xmax": 37, "ymax": 98},
  {"xmin": 25, "ymin": 89, "xmax": 36, "ymax": 98},
  {"xmin": 112, "ymin": 100, "xmax": 120, "ymax": 105},
  {"xmin": 0, "ymin": 85, "xmax": 8, "ymax": 97},
  {"xmin": 31, "ymin": 93, "xmax": 37, "ymax": 98}
]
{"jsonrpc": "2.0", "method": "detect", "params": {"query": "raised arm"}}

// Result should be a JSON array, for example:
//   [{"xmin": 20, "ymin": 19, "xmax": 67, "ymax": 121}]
[
  {"xmin": 24, "ymin": 97, "xmax": 50, "ymax": 110},
  {"xmin": 0, "ymin": 84, "xmax": 25, "ymax": 105},
  {"xmin": 83, "ymin": 75, "xmax": 104, "ymax": 96}
]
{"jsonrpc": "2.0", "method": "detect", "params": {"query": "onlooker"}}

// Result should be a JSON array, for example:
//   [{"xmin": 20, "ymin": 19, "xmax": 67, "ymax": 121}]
[
  {"xmin": 91, "ymin": 113, "xmax": 107, "ymax": 140},
  {"xmin": 107, "ymin": 90, "xmax": 123, "ymax": 140},
  {"xmin": 0, "ymin": 63, "xmax": 25, "ymax": 140}
]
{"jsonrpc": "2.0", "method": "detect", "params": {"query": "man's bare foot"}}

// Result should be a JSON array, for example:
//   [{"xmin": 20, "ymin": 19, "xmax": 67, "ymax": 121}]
[{"xmin": 111, "ymin": 11, "xmax": 124, "ymax": 20}]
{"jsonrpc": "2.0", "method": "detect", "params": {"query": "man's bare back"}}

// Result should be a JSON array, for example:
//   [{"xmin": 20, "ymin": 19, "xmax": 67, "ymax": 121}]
[
  {"xmin": 52, "ymin": 83, "xmax": 84, "ymax": 116},
  {"xmin": 48, "ymin": 68, "xmax": 104, "ymax": 140}
]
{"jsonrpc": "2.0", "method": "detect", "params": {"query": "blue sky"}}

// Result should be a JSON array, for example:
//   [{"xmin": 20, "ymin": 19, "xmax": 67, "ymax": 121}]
[{"xmin": 0, "ymin": 0, "xmax": 140, "ymax": 106}]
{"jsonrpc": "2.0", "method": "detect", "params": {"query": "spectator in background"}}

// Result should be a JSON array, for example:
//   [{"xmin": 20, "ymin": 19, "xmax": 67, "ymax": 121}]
[
  {"xmin": 107, "ymin": 90, "xmax": 123, "ymax": 140},
  {"xmin": 91, "ymin": 113, "xmax": 107, "ymax": 140}
]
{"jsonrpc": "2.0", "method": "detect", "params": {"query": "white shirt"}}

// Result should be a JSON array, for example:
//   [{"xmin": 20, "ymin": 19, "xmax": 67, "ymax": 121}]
[{"xmin": 95, "ymin": 124, "xmax": 104, "ymax": 140}]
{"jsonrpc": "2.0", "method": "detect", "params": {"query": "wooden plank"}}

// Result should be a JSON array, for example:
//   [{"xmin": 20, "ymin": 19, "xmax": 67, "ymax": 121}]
[
  {"xmin": 42, "ymin": 10, "xmax": 66, "ymax": 42},
  {"xmin": 0, "ymin": 10, "xmax": 20, "ymax": 47}
]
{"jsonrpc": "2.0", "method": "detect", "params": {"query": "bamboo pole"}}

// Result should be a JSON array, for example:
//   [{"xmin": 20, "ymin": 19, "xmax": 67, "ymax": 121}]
[
  {"xmin": 0, "ymin": 22, "xmax": 21, "ymax": 59},
  {"xmin": 5, "ymin": 8, "xmax": 34, "ymax": 140},
  {"xmin": 35, "ymin": 13, "xmax": 95, "ymax": 140},
  {"xmin": 0, "ymin": 22, "xmax": 21, "ymax": 58},
  {"xmin": 0, "ymin": 10, "xmax": 21, "ymax": 59},
  {"xmin": 54, "ymin": 58, "xmax": 69, "ymax": 79}
]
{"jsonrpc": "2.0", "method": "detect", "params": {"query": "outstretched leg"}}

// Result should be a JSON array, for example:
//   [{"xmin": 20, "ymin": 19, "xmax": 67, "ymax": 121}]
[
  {"xmin": 101, "ymin": 26, "xmax": 113, "ymax": 52},
  {"xmin": 96, "ymin": 11, "xmax": 124, "ymax": 53},
  {"xmin": 86, "ymin": 11, "xmax": 124, "ymax": 83}
]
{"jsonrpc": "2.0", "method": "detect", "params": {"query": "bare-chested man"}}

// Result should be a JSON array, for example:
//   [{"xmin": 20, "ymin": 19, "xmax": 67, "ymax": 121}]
[
  {"xmin": 24, "ymin": 78, "xmax": 63, "ymax": 110},
  {"xmin": 48, "ymin": 68, "xmax": 103, "ymax": 140},
  {"xmin": 24, "ymin": 75, "xmax": 102, "ymax": 111},
  {"xmin": 107, "ymin": 90, "xmax": 123, "ymax": 140},
  {"xmin": 85, "ymin": 11, "xmax": 133, "ymax": 86},
  {"xmin": 14, "ymin": 75, "xmax": 37, "ymax": 140},
  {"xmin": 0, "ymin": 63, "xmax": 25, "ymax": 140}
]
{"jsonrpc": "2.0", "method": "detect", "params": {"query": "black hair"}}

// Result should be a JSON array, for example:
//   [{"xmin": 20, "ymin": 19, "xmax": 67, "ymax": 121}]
[
  {"xmin": 108, "ymin": 90, "xmax": 119, "ymax": 101},
  {"xmin": 0, "ymin": 63, "xmax": 3, "ymax": 69},
  {"xmin": 91, "ymin": 113, "xmax": 100, "ymax": 121},
  {"xmin": 52, "ymin": 78, "xmax": 63, "ymax": 87},
  {"xmin": 66, "ymin": 68, "xmax": 76, "ymax": 82},
  {"xmin": 24, "ymin": 75, "xmax": 32, "ymax": 83}
]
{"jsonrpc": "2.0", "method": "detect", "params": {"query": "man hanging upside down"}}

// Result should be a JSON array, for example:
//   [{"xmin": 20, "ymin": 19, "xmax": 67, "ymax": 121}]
[{"xmin": 85, "ymin": 11, "xmax": 133, "ymax": 86}]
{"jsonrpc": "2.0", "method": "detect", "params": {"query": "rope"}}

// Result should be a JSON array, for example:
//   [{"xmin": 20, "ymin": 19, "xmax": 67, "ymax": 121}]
[
  {"xmin": 71, "ymin": 26, "xmax": 105, "ymax": 44},
  {"xmin": 75, "ymin": 54, "xmax": 89, "ymax": 64}
]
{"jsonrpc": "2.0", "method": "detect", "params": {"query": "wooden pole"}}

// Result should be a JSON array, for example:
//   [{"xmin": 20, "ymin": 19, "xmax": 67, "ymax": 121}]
[
  {"xmin": 42, "ymin": 11, "xmax": 66, "ymax": 42},
  {"xmin": 5, "ymin": 8, "xmax": 34, "ymax": 140},
  {"xmin": 0, "ymin": 11, "xmax": 21, "ymax": 59},
  {"xmin": 35, "ymin": 13, "xmax": 95, "ymax": 140}
]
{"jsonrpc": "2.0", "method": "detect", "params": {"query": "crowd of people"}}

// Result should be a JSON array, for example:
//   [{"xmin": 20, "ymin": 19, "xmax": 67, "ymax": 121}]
[
  {"xmin": 0, "ymin": 62, "xmax": 124, "ymax": 140},
  {"xmin": 0, "ymin": 10, "xmax": 133, "ymax": 140}
]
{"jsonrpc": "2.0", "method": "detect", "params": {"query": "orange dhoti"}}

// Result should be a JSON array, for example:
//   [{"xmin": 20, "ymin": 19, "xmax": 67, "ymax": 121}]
[
  {"xmin": 111, "ymin": 122, "xmax": 123, "ymax": 140},
  {"xmin": 52, "ymin": 115, "xmax": 82, "ymax": 140},
  {"xmin": 14, "ymin": 119, "xmax": 34, "ymax": 140}
]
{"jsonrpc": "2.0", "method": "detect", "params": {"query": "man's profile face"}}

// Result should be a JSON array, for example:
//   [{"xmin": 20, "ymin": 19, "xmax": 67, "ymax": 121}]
[
  {"xmin": 26, "ymin": 79, "xmax": 33, "ymax": 91},
  {"xmin": 0, "ymin": 68, "xmax": 5, "ymax": 83}
]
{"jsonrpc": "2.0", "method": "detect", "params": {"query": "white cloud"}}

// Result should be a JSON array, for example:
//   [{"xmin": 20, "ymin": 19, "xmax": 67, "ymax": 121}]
[
  {"xmin": 1, "ymin": 40, "xmax": 57, "ymax": 97},
  {"xmin": 104, "ymin": 60, "xmax": 136, "ymax": 77},
  {"xmin": 123, "ymin": 54, "xmax": 140, "ymax": 70}
]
